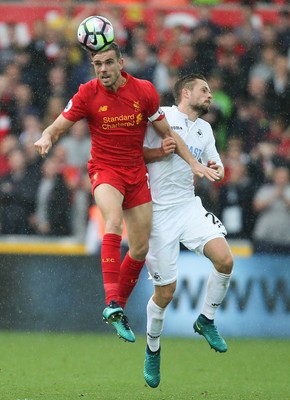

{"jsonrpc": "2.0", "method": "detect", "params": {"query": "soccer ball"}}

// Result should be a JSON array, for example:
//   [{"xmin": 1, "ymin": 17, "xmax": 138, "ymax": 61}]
[{"xmin": 77, "ymin": 16, "xmax": 115, "ymax": 52}]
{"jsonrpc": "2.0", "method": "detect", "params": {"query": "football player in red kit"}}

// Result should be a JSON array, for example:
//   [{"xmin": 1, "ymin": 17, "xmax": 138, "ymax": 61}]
[{"xmin": 34, "ymin": 42, "xmax": 219, "ymax": 343}]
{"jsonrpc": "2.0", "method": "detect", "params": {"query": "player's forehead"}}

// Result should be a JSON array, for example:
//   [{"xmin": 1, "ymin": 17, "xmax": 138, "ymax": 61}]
[
  {"xmin": 91, "ymin": 49, "xmax": 117, "ymax": 63},
  {"xmin": 195, "ymin": 79, "xmax": 210, "ymax": 91},
  {"xmin": 196, "ymin": 79, "xmax": 209, "ymax": 90}
]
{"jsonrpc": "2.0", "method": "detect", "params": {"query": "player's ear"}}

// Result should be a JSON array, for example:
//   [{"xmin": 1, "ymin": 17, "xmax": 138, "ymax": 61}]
[
  {"xmin": 118, "ymin": 57, "xmax": 124, "ymax": 69},
  {"xmin": 183, "ymin": 87, "xmax": 191, "ymax": 99}
]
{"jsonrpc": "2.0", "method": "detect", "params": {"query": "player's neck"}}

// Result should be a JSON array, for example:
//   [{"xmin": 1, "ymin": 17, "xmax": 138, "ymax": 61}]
[
  {"xmin": 107, "ymin": 75, "xmax": 127, "ymax": 93},
  {"xmin": 177, "ymin": 104, "xmax": 198, "ymax": 122},
  {"xmin": 119, "ymin": 75, "xmax": 127, "ymax": 87}
]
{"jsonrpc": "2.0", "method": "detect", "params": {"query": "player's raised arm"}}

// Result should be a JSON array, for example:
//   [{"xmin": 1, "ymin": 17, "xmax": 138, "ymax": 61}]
[
  {"xmin": 151, "ymin": 117, "xmax": 219, "ymax": 182},
  {"xmin": 143, "ymin": 137, "xmax": 176, "ymax": 163},
  {"xmin": 34, "ymin": 114, "xmax": 75, "ymax": 158}
]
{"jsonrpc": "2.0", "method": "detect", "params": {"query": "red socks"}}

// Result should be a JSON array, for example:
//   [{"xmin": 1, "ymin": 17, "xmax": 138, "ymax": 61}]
[
  {"xmin": 101, "ymin": 233, "xmax": 121, "ymax": 305},
  {"xmin": 101, "ymin": 235, "xmax": 145, "ymax": 309},
  {"xmin": 118, "ymin": 252, "xmax": 145, "ymax": 309}
]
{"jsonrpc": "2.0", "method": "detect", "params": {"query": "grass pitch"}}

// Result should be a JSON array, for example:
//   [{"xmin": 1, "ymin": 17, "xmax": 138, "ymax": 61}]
[{"xmin": 0, "ymin": 332, "xmax": 289, "ymax": 400}]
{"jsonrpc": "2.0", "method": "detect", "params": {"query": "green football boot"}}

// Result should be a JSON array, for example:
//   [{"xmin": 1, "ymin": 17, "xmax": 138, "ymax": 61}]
[
  {"xmin": 193, "ymin": 314, "xmax": 227, "ymax": 353},
  {"xmin": 102, "ymin": 301, "xmax": 135, "ymax": 343},
  {"xmin": 144, "ymin": 345, "xmax": 161, "ymax": 388}
]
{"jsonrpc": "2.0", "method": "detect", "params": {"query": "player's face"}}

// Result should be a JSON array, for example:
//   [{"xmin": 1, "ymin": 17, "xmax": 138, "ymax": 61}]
[
  {"xmin": 189, "ymin": 79, "xmax": 212, "ymax": 116},
  {"xmin": 91, "ymin": 50, "xmax": 124, "ymax": 90}
]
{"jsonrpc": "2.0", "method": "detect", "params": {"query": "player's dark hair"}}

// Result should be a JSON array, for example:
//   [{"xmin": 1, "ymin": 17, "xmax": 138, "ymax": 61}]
[
  {"xmin": 173, "ymin": 73, "xmax": 207, "ymax": 104},
  {"xmin": 90, "ymin": 42, "xmax": 122, "ymax": 59}
]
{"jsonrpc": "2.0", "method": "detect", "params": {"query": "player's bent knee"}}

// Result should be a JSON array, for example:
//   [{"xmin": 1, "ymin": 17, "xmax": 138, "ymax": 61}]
[
  {"xmin": 105, "ymin": 217, "xmax": 123, "ymax": 235},
  {"xmin": 219, "ymin": 254, "xmax": 234, "ymax": 274},
  {"xmin": 130, "ymin": 242, "xmax": 149, "ymax": 261},
  {"xmin": 160, "ymin": 287, "xmax": 175, "ymax": 305},
  {"xmin": 155, "ymin": 284, "xmax": 175, "ymax": 308}
]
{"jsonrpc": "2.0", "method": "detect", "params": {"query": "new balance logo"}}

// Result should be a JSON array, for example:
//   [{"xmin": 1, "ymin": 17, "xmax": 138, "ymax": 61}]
[{"xmin": 98, "ymin": 105, "xmax": 108, "ymax": 112}]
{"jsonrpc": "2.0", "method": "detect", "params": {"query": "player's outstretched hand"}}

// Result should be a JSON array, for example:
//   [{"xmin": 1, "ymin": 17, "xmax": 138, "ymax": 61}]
[
  {"xmin": 191, "ymin": 162, "xmax": 220, "ymax": 182},
  {"xmin": 34, "ymin": 134, "xmax": 53, "ymax": 158},
  {"xmin": 207, "ymin": 160, "xmax": 224, "ymax": 181}
]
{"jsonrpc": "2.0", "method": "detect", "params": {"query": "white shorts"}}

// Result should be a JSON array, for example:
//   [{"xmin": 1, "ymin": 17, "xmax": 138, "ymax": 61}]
[{"xmin": 146, "ymin": 196, "xmax": 227, "ymax": 286}]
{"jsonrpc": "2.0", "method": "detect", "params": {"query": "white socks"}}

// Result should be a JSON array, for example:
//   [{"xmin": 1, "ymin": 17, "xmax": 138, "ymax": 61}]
[
  {"xmin": 201, "ymin": 268, "xmax": 231, "ymax": 320},
  {"xmin": 146, "ymin": 296, "xmax": 166, "ymax": 352},
  {"xmin": 146, "ymin": 269, "xmax": 231, "ymax": 348}
]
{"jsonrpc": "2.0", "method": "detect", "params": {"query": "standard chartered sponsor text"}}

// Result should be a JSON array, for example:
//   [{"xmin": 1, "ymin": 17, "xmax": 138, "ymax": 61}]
[
  {"xmin": 102, "ymin": 113, "xmax": 141, "ymax": 129},
  {"xmin": 103, "ymin": 114, "xmax": 135, "ymax": 123},
  {"xmin": 102, "ymin": 121, "xmax": 135, "ymax": 129}
]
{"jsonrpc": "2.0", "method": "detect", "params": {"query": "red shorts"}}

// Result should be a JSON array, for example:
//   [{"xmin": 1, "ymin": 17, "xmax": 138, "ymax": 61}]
[{"xmin": 88, "ymin": 160, "xmax": 151, "ymax": 210}]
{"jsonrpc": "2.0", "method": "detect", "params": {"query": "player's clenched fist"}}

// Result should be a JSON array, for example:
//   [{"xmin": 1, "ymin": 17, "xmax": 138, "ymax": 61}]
[
  {"xmin": 161, "ymin": 137, "xmax": 176, "ymax": 155},
  {"xmin": 34, "ymin": 133, "xmax": 52, "ymax": 158}
]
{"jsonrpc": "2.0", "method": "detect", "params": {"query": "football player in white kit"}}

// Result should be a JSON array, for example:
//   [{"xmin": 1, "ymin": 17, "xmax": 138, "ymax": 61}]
[{"xmin": 143, "ymin": 74, "xmax": 234, "ymax": 388}]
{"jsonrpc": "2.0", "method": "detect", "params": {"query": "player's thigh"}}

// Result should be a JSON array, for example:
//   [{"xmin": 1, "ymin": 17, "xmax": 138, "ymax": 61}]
[
  {"xmin": 94, "ymin": 183, "xmax": 124, "ymax": 229},
  {"xmin": 204, "ymin": 237, "xmax": 233, "ymax": 274},
  {"xmin": 181, "ymin": 197, "xmax": 227, "ymax": 251},
  {"xmin": 146, "ymin": 208, "xmax": 181, "ymax": 285},
  {"xmin": 124, "ymin": 201, "xmax": 152, "ymax": 250}
]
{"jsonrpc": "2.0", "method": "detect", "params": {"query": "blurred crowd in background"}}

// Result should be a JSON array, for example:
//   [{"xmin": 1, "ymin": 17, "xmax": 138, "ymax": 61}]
[{"xmin": 0, "ymin": 1, "xmax": 290, "ymax": 254}]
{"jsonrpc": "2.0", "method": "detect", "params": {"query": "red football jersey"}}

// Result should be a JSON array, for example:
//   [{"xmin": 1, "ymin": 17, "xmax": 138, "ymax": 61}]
[{"xmin": 62, "ymin": 71, "xmax": 164, "ymax": 167}]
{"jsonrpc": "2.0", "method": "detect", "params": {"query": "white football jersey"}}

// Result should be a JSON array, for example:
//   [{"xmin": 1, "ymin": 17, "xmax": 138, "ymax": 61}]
[{"xmin": 144, "ymin": 105, "xmax": 223, "ymax": 210}]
